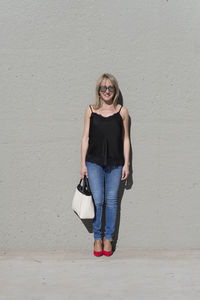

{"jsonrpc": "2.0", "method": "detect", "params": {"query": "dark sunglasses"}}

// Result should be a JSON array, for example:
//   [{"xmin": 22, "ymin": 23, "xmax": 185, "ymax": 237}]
[{"xmin": 99, "ymin": 85, "xmax": 115, "ymax": 93}]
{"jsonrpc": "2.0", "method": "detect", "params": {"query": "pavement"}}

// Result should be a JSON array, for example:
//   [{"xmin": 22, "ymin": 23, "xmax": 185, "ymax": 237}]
[{"xmin": 0, "ymin": 249, "xmax": 200, "ymax": 300}]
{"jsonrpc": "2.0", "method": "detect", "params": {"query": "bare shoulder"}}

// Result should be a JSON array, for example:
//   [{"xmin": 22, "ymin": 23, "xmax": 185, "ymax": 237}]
[
  {"xmin": 120, "ymin": 105, "xmax": 129, "ymax": 120},
  {"xmin": 84, "ymin": 105, "xmax": 92, "ymax": 117},
  {"xmin": 91, "ymin": 104, "xmax": 97, "ymax": 111}
]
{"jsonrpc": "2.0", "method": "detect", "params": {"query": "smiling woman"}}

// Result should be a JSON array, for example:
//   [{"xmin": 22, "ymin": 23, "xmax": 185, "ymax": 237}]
[{"xmin": 80, "ymin": 73, "xmax": 130, "ymax": 257}]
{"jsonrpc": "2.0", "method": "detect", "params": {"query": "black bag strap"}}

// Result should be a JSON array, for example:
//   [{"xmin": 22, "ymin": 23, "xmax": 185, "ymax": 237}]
[{"xmin": 78, "ymin": 175, "xmax": 91, "ymax": 195}]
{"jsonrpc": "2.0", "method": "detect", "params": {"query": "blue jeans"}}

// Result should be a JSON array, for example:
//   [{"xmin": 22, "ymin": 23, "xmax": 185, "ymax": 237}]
[{"xmin": 86, "ymin": 161, "xmax": 123, "ymax": 241}]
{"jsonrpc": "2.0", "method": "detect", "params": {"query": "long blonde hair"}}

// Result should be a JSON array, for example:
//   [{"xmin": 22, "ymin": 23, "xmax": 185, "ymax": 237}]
[{"xmin": 92, "ymin": 73, "xmax": 120, "ymax": 110}]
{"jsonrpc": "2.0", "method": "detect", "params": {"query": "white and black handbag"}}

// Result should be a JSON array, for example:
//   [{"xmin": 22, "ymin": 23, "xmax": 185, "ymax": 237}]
[{"xmin": 72, "ymin": 175, "xmax": 95, "ymax": 219}]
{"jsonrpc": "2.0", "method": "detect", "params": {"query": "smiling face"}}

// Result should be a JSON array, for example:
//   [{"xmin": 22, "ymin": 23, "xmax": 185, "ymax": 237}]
[{"xmin": 99, "ymin": 79, "xmax": 115, "ymax": 103}]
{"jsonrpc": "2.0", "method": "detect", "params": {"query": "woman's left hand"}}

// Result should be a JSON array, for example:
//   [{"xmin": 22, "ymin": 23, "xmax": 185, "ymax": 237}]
[{"xmin": 121, "ymin": 164, "xmax": 130, "ymax": 180}]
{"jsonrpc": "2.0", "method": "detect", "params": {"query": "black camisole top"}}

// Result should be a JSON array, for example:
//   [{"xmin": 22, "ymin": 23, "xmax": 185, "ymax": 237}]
[{"xmin": 85, "ymin": 104, "xmax": 125, "ymax": 167}]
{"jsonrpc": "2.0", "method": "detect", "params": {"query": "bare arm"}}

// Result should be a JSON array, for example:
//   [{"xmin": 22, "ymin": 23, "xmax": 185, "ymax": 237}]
[
  {"xmin": 81, "ymin": 105, "xmax": 91, "ymax": 168},
  {"xmin": 121, "ymin": 106, "xmax": 130, "ymax": 180}
]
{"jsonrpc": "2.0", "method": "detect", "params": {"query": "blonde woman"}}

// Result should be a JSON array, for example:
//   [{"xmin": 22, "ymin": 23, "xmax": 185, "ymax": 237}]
[{"xmin": 81, "ymin": 73, "xmax": 130, "ymax": 256}]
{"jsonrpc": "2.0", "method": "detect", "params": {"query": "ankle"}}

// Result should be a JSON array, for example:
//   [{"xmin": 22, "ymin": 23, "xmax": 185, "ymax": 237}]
[
  {"xmin": 103, "ymin": 238, "xmax": 112, "ymax": 251},
  {"xmin": 94, "ymin": 239, "xmax": 103, "ymax": 251}
]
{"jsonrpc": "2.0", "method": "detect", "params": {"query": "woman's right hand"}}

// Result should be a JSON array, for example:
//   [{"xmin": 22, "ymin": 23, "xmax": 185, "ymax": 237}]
[{"xmin": 80, "ymin": 164, "xmax": 88, "ymax": 179}]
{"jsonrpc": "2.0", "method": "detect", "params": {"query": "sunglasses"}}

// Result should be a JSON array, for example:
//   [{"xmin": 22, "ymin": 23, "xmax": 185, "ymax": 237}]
[{"xmin": 99, "ymin": 85, "xmax": 115, "ymax": 93}]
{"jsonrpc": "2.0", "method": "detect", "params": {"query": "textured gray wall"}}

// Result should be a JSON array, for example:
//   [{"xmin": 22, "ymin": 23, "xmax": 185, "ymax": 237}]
[{"xmin": 0, "ymin": 0, "xmax": 199, "ymax": 250}]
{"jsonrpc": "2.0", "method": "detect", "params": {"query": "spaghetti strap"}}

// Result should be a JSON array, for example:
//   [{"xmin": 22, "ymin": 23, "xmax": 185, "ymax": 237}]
[
  {"xmin": 89, "ymin": 105, "xmax": 93, "ymax": 112},
  {"xmin": 118, "ymin": 104, "xmax": 123, "ymax": 113}
]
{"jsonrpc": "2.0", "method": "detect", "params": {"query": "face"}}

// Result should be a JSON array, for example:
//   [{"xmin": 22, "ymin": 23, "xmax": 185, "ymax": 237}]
[{"xmin": 99, "ymin": 79, "xmax": 115, "ymax": 103}]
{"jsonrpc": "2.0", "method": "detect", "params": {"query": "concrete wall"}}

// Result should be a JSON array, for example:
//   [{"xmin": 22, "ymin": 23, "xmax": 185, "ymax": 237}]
[{"xmin": 0, "ymin": 0, "xmax": 199, "ymax": 250}]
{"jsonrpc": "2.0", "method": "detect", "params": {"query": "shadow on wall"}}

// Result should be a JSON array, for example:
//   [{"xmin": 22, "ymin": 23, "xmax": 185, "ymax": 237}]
[{"xmin": 74, "ymin": 90, "xmax": 134, "ymax": 251}]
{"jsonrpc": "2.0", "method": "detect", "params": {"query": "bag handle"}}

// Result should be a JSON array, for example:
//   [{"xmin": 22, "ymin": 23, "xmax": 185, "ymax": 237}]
[
  {"xmin": 78, "ymin": 175, "xmax": 91, "ymax": 195},
  {"xmin": 83, "ymin": 175, "xmax": 91, "ymax": 193}
]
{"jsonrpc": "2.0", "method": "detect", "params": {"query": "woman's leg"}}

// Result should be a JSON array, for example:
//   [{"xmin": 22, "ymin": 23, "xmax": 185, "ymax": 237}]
[
  {"xmin": 86, "ymin": 161, "xmax": 104, "ymax": 240},
  {"xmin": 104, "ymin": 165, "xmax": 123, "ymax": 241}
]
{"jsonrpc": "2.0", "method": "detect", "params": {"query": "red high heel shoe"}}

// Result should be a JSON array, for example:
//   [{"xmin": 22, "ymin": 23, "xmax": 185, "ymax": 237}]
[
  {"xmin": 102, "ymin": 238, "xmax": 113, "ymax": 256},
  {"xmin": 93, "ymin": 240, "xmax": 103, "ymax": 257}
]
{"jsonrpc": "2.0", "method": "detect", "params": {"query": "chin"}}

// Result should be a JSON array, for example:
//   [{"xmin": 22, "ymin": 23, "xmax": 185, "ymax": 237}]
[{"xmin": 104, "ymin": 97, "xmax": 112, "ymax": 101}]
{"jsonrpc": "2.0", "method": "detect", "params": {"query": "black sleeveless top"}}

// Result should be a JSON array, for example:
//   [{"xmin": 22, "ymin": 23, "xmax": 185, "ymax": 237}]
[{"xmin": 85, "ymin": 104, "xmax": 125, "ymax": 167}]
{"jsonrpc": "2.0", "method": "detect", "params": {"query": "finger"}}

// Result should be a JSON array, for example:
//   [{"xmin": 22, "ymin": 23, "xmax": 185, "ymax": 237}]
[
  {"xmin": 123, "ymin": 172, "xmax": 128, "ymax": 180},
  {"xmin": 84, "ymin": 170, "xmax": 88, "ymax": 178}
]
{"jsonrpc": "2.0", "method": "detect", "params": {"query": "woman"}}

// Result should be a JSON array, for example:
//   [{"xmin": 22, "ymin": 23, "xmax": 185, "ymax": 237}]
[{"xmin": 80, "ymin": 73, "xmax": 130, "ymax": 257}]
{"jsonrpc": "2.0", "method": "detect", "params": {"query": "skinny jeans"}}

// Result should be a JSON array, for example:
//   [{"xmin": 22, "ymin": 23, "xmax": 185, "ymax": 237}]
[{"xmin": 86, "ymin": 161, "xmax": 122, "ymax": 241}]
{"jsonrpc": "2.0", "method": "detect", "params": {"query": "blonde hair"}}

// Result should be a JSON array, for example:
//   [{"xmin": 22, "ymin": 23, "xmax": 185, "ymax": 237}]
[{"xmin": 92, "ymin": 73, "xmax": 120, "ymax": 110}]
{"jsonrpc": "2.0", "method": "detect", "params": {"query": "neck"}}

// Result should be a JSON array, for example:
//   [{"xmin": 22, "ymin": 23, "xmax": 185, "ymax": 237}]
[{"xmin": 101, "ymin": 100, "xmax": 114, "ymax": 107}]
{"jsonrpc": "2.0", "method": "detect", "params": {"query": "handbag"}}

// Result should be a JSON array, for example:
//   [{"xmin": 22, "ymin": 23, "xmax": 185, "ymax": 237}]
[{"xmin": 72, "ymin": 174, "xmax": 95, "ymax": 219}]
